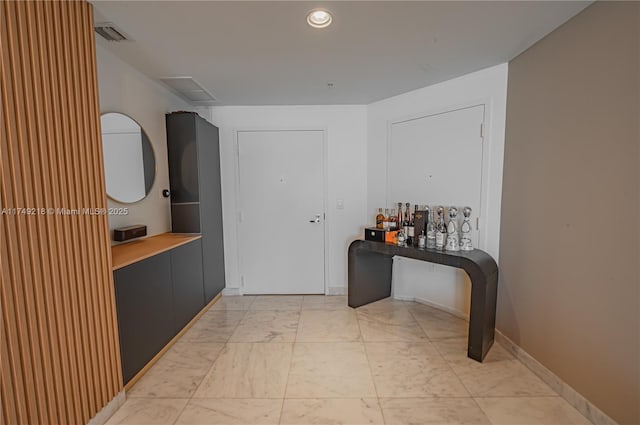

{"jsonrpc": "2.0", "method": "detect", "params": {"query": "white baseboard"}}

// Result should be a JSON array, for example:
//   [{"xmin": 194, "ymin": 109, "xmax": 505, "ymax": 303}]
[
  {"xmin": 222, "ymin": 287, "xmax": 346, "ymax": 296},
  {"xmin": 221, "ymin": 287, "xmax": 241, "ymax": 296},
  {"xmin": 495, "ymin": 331, "xmax": 618, "ymax": 425},
  {"xmin": 394, "ymin": 295, "xmax": 469, "ymax": 321},
  {"xmin": 86, "ymin": 390, "xmax": 126, "ymax": 425},
  {"xmin": 326, "ymin": 286, "xmax": 346, "ymax": 295}
]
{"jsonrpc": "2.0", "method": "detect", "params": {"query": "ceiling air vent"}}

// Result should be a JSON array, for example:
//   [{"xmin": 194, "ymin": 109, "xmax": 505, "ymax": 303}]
[
  {"xmin": 159, "ymin": 77, "xmax": 218, "ymax": 105},
  {"xmin": 94, "ymin": 23, "xmax": 129, "ymax": 42}
]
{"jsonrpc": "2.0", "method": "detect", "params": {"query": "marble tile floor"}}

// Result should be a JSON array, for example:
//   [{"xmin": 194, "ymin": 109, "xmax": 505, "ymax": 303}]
[{"xmin": 106, "ymin": 295, "xmax": 592, "ymax": 425}]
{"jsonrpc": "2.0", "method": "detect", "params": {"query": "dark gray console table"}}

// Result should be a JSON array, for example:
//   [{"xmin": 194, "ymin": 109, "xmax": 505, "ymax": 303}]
[{"xmin": 348, "ymin": 240, "xmax": 498, "ymax": 362}]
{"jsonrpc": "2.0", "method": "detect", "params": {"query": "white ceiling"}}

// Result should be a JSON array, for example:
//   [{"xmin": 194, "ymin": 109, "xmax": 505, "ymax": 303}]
[{"xmin": 91, "ymin": 1, "xmax": 590, "ymax": 105}]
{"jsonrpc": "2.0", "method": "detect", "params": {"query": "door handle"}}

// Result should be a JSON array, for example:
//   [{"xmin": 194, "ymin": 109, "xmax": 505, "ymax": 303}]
[{"xmin": 309, "ymin": 214, "xmax": 321, "ymax": 223}]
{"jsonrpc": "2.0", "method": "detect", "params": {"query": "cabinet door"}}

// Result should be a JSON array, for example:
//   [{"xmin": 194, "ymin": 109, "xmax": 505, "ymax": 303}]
[
  {"xmin": 195, "ymin": 116, "xmax": 226, "ymax": 301},
  {"xmin": 167, "ymin": 113, "xmax": 201, "ymax": 233},
  {"xmin": 166, "ymin": 113, "xmax": 199, "ymax": 204},
  {"xmin": 171, "ymin": 239, "xmax": 205, "ymax": 332},
  {"xmin": 114, "ymin": 253, "xmax": 174, "ymax": 383}
]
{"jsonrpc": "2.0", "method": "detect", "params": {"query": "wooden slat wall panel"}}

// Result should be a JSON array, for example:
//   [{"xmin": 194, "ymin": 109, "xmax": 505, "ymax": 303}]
[{"xmin": 0, "ymin": 1, "xmax": 123, "ymax": 424}]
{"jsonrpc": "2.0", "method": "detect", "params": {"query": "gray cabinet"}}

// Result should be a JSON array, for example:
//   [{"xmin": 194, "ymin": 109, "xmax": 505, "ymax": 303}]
[
  {"xmin": 114, "ymin": 253, "xmax": 174, "ymax": 383},
  {"xmin": 171, "ymin": 239, "xmax": 205, "ymax": 332},
  {"xmin": 166, "ymin": 112, "xmax": 226, "ymax": 302},
  {"xmin": 113, "ymin": 239, "xmax": 204, "ymax": 384}
]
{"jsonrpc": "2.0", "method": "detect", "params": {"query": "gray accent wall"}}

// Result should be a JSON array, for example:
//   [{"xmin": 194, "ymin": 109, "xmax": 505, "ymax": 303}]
[{"xmin": 499, "ymin": 2, "xmax": 639, "ymax": 424}]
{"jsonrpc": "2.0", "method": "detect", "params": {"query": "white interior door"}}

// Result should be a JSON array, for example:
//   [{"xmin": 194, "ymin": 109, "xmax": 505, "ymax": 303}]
[{"xmin": 237, "ymin": 130, "xmax": 325, "ymax": 294}]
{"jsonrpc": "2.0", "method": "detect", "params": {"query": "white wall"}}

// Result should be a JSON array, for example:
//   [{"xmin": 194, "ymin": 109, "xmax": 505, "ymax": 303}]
[
  {"xmin": 97, "ymin": 48, "xmax": 505, "ymax": 305},
  {"xmin": 208, "ymin": 106, "xmax": 368, "ymax": 294},
  {"xmin": 367, "ymin": 64, "xmax": 508, "ymax": 316},
  {"xmin": 96, "ymin": 43, "xmax": 198, "ymax": 240}
]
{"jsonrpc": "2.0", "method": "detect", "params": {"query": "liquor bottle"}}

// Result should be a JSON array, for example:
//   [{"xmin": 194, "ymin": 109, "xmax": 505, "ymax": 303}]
[
  {"xmin": 390, "ymin": 208, "xmax": 397, "ymax": 230},
  {"xmin": 426, "ymin": 209, "xmax": 436, "ymax": 248},
  {"xmin": 403, "ymin": 202, "xmax": 411, "ymax": 245},
  {"xmin": 376, "ymin": 208, "xmax": 384, "ymax": 229},
  {"xmin": 402, "ymin": 204, "xmax": 409, "ymax": 244},
  {"xmin": 397, "ymin": 228, "xmax": 406, "ymax": 246},
  {"xmin": 397, "ymin": 203, "xmax": 403, "ymax": 229},
  {"xmin": 445, "ymin": 207, "xmax": 460, "ymax": 251},
  {"xmin": 408, "ymin": 211, "xmax": 415, "ymax": 246},
  {"xmin": 460, "ymin": 207, "xmax": 473, "ymax": 251},
  {"xmin": 418, "ymin": 229, "xmax": 426, "ymax": 248},
  {"xmin": 383, "ymin": 208, "xmax": 391, "ymax": 230},
  {"xmin": 435, "ymin": 206, "xmax": 446, "ymax": 249},
  {"xmin": 415, "ymin": 205, "xmax": 428, "ymax": 240}
]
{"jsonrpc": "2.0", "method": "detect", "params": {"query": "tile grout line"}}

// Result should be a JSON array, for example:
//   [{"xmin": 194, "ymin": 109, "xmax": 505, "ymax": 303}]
[
  {"xmin": 170, "ymin": 398, "xmax": 191, "ymax": 425},
  {"xmin": 277, "ymin": 297, "xmax": 302, "ymax": 424},
  {"xmin": 406, "ymin": 304, "xmax": 435, "ymax": 343},
  {"xmin": 293, "ymin": 300, "xmax": 303, "ymax": 342},
  {"xmin": 445, "ymin": 350, "xmax": 484, "ymax": 400},
  {"xmin": 186, "ymin": 307, "xmax": 249, "ymax": 400},
  {"xmin": 356, "ymin": 309, "xmax": 388, "ymax": 425},
  {"xmin": 277, "ymin": 337, "xmax": 297, "ymax": 425},
  {"xmin": 469, "ymin": 396, "xmax": 497, "ymax": 425}
]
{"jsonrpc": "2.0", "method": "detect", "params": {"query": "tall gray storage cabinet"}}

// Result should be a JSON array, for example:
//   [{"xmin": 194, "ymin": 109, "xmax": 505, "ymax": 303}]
[{"xmin": 166, "ymin": 112, "xmax": 226, "ymax": 302}]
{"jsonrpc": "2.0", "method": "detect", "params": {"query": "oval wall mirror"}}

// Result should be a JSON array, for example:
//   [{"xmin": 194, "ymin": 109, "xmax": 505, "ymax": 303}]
[{"xmin": 101, "ymin": 112, "xmax": 156, "ymax": 203}]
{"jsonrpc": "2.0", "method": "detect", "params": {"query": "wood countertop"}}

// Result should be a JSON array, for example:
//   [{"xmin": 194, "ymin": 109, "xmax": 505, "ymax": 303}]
[{"xmin": 111, "ymin": 233, "xmax": 202, "ymax": 270}]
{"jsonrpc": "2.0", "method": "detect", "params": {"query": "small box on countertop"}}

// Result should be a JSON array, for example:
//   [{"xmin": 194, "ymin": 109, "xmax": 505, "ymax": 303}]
[
  {"xmin": 113, "ymin": 224, "xmax": 147, "ymax": 242},
  {"xmin": 364, "ymin": 227, "xmax": 397, "ymax": 244},
  {"xmin": 384, "ymin": 230, "xmax": 398, "ymax": 244},
  {"xmin": 364, "ymin": 227, "xmax": 385, "ymax": 242},
  {"xmin": 413, "ymin": 210, "xmax": 427, "ymax": 242}
]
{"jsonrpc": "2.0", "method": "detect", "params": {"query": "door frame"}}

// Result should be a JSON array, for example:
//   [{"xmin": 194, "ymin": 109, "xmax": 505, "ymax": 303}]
[
  {"xmin": 233, "ymin": 127, "xmax": 329, "ymax": 295},
  {"xmin": 385, "ymin": 100, "xmax": 491, "ymax": 251}
]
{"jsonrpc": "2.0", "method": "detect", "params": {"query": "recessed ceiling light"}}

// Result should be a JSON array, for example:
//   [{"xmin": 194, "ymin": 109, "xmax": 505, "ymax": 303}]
[{"xmin": 307, "ymin": 9, "xmax": 332, "ymax": 29}]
